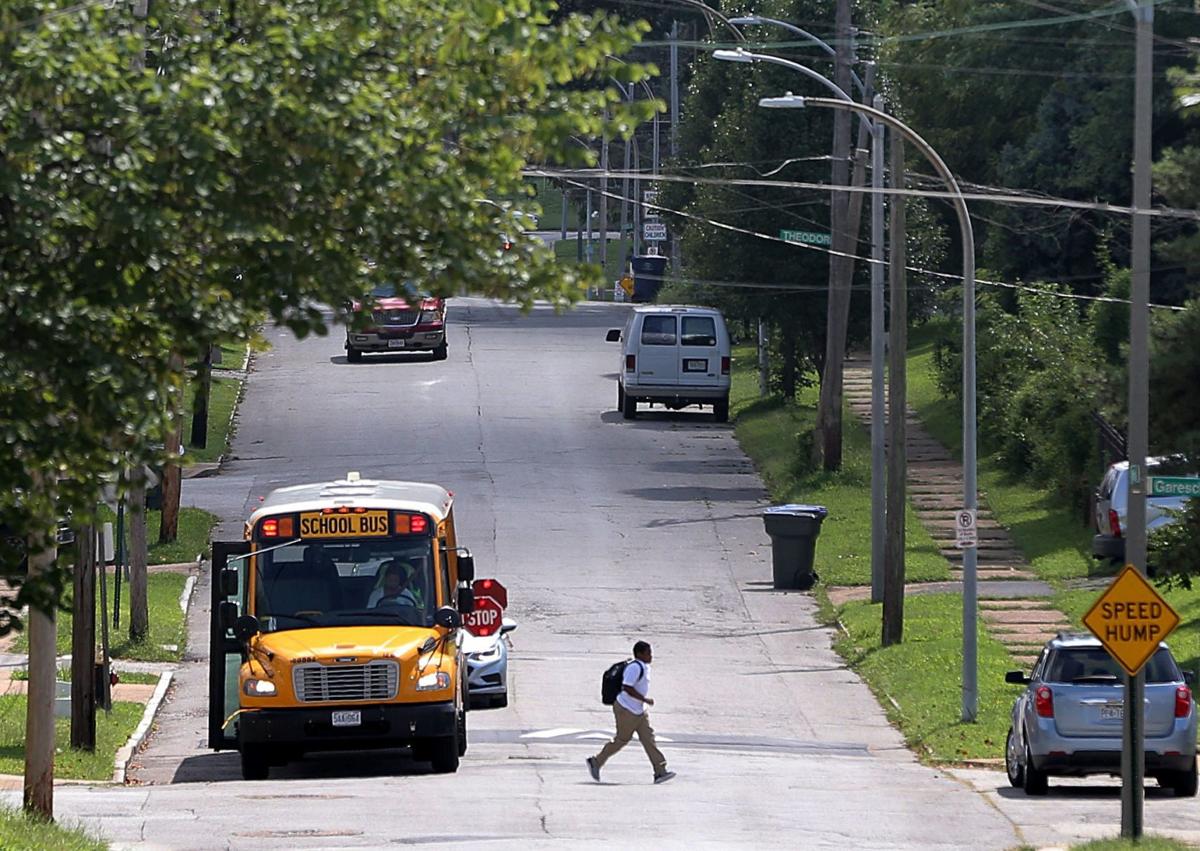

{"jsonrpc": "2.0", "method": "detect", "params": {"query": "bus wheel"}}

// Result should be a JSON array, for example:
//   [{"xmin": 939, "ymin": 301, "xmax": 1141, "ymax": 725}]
[
  {"xmin": 429, "ymin": 734, "xmax": 460, "ymax": 774},
  {"xmin": 240, "ymin": 745, "xmax": 270, "ymax": 781}
]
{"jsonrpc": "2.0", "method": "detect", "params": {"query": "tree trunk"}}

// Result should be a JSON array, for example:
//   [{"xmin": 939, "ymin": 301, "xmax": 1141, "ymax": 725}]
[
  {"xmin": 158, "ymin": 415, "xmax": 182, "ymax": 544},
  {"xmin": 882, "ymin": 137, "xmax": 908, "ymax": 648},
  {"xmin": 70, "ymin": 523, "xmax": 97, "ymax": 751},
  {"xmin": 23, "ymin": 472, "xmax": 57, "ymax": 819},
  {"xmin": 129, "ymin": 468, "xmax": 149, "ymax": 643},
  {"xmin": 813, "ymin": 0, "xmax": 855, "ymax": 471}
]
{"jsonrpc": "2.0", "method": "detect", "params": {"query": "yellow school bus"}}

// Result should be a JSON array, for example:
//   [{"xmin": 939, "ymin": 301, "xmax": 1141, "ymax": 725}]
[{"xmin": 208, "ymin": 473, "xmax": 476, "ymax": 779}]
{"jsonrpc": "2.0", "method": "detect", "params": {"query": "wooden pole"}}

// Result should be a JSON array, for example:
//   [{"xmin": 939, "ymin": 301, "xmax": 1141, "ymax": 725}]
[
  {"xmin": 23, "ymin": 472, "xmax": 57, "ymax": 818},
  {"xmin": 70, "ymin": 525, "xmax": 97, "ymax": 750},
  {"xmin": 882, "ymin": 137, "xmax": 907, "ymax": 647}
]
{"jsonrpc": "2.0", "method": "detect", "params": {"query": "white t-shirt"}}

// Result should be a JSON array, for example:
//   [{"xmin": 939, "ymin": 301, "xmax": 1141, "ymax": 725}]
[{"xmin": 616, "ymin": 660, "xmax": 650, "ymax": 715}]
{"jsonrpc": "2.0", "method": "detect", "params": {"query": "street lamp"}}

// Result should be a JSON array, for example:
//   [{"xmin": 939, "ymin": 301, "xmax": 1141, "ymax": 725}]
[
  {"xmin": 715, "ymin": 47, "xmax": 890, "ymax": 606},
  {"xmin": 728, "ymin": 15, "xmax": 866, "ymax": 96},
  {"xmin": 760, "ymin": 93, "xmax": 980, "ymax": 722}
]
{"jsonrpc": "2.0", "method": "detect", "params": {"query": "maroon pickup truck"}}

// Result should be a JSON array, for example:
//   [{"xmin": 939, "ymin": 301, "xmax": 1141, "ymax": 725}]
[{"xmin": 345, "ymin": 284, "xmax": 447, "ymax": 362}]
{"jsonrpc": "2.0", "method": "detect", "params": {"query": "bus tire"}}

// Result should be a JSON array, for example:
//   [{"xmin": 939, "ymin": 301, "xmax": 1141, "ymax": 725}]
[
  {"xmin": 429, "ymin": 735, "xmax": 460, "ymax": 774},
  {"xmin": 240, "ymin": 745, "xmax": 270, "ymax": 781}
]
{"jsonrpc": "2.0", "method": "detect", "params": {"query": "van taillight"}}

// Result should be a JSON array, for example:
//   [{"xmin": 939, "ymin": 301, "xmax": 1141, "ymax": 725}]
[
  {"xmin": 1108, "ymin": 509, "xmax": 1122, "ymax": 538},
  {"xmin": 625, "ymin": 354, "xmax": 636, "ymax": 373},
  {"xmin": 1034, "ymin": 685, "xmax": 1054, "ymax": 718},
  {"xmin": 721, "ymin": 356, "xmax": 730, "ymax": 375},
  {"xmin": 1177, "ymin": 686, "xmax": 1192, "ymax": 718}
]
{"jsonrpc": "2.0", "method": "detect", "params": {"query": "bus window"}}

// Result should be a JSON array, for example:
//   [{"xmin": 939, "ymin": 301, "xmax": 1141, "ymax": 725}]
[{"xmin": 253, "ymin": 539, "xmax": 436, "ymax": 630}]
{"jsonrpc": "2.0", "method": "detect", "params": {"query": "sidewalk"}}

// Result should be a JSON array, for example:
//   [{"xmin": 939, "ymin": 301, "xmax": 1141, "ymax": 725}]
[{"xmin": 828, "ymin": 355, "xmax": 1075, "ymax": 666}]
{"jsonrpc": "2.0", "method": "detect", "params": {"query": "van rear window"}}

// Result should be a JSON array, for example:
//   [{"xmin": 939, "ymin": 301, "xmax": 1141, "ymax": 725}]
[
  {"xmin": 641, "ymin": 315, "xmax": 677, "ymax": 346},
  {"xmin": 681, "ymin": 316, "xmax": 717, "ymax": 347}
]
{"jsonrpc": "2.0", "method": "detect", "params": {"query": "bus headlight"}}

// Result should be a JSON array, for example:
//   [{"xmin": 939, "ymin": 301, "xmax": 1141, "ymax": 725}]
[
  {"xmin": 243, "ymin": 678, "xmax": 277, "ymax": 697},
  {"xmin": 416, "ymin": 671, "xmax": 451, "ymax": 692}
]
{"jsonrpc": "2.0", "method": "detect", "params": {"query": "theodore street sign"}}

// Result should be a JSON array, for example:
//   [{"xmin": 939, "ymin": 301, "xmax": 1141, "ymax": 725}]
[{"xmin": 780, "ymin": 229, "xmax": 831, "ymax": 246}]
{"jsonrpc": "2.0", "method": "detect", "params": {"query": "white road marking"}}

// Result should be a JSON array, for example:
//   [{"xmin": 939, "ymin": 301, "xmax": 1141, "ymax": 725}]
[{"xmin": 521, "ymin": 728, "xmax": 585, "ymax": 739}]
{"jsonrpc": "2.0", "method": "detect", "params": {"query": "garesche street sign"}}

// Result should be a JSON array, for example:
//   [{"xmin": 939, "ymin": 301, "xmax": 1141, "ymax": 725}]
[
  {"xmin": 1149, "ymin": 476, "xmax": 1200, "ymax": 498},
  {"xmin": 1082, "ymin": 564, "xmax": 1180, "ymax": 676}
]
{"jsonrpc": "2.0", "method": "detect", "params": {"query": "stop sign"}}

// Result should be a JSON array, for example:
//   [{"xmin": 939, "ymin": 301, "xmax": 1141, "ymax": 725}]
[
  {"xmin": 473, "ymin": 578, "xmax": 508, "ymax": 610},
  {"xmin": 463, "ymin": 596, "xmax": 503, "ymax": 637}
]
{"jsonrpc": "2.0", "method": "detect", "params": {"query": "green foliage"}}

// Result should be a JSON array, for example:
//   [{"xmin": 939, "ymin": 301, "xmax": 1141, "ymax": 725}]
[
  {"xmin": 1148, "ymin": 499, "xmax": 1200, "ymax": 592},
  {"xmin": 1149, "ymin": 300, "xmax": 1200, "ymax": 461},
  {"xmin": 0, "ymin": 0, "xmax": 653, "ymax": 622}
]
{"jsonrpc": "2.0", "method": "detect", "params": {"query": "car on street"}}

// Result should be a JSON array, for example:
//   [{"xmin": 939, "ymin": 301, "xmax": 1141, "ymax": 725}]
[
  {"xmin": 606, "ymin": 305, "xmax": 732, "ymax": 422},
  {"xmin": 344, "ymin": 282, "xmax": 448, "ymax": 362},
  {"xmin": 1005, "ymin": 632, "xmax": 1197, "ymax": 796},
  {"xmin": 1093, "ymin": 457, "xmax": 1197, "ymax": 563},
  {"xmin": 463, "ymin": 616, "xmax": 516, "ymax": 708}
]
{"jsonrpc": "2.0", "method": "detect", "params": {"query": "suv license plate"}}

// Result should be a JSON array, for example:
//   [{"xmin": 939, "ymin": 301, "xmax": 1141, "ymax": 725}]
[
  {"xmin": 683, "ymin": 358, "xmax": 708, "ymax": 372},
  {"xmin": 387, "ymin": 339, "xmax": 406, "ymax": 349},
  {"xmin": 332, "ymin": 710, "xmax": 361, "ymax": 727},
  {"xmin": 1100, "ymin": 704, "xmax": 1123, "ymax": 721}
]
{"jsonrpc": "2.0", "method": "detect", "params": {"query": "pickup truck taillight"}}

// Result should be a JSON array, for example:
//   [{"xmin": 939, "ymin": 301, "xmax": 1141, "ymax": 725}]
[
  {"xmin": 1177, "ymin": 686, "xmax": 1192, "ymax": 718},
  {"xmin": 625, "ymin": 354, "xmax": 636, "ymax": 373},
  {"xmin": 1034, "ymin": 685, "xmax": 1054, "ymax": 718},
  {"xmin": 1108, "ymin": 509, "xmax": 1122, "ymax": 538}
]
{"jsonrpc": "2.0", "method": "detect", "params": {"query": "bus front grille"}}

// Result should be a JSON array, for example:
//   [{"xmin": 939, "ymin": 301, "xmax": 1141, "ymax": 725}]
[{"xmin": 292, "ymin": 660, "xmax": 399, "ymax": 702}]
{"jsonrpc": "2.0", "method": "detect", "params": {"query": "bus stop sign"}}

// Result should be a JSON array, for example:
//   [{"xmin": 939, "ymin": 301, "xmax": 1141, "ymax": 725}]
[
  {"xmin": 463, "ymin": 595, "xmax": 503, "ymax": 637},
  {"xmin": 473, "ymin": 578, "xmax": 508, "ymax": 610}
]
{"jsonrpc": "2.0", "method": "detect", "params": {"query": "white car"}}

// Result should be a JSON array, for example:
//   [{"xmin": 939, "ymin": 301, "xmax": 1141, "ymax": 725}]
[{"xmin": 462, "ymin": 617, "xmax": 516, "ymax": 709}]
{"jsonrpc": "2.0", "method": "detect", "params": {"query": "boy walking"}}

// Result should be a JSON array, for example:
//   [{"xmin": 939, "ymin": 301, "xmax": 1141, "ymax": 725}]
[{"xmin": 587, "ymin": 641, "xmax": 675, "ymax": 784}]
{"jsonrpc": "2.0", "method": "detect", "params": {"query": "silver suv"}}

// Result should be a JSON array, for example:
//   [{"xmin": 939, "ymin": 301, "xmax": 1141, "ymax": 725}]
[
  {"xmin": 1005, "ymin": 633, "xmax": 1197, "ymax": 796},
  {"xmin": 1093, "ymin": 458, "xmax": 1196, "ymax": 563}
]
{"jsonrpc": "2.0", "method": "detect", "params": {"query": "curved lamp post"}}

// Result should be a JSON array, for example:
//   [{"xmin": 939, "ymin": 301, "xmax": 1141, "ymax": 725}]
[
  {"xmin": 728, "ymin": 15, "xmax": 866, "ymax": 96},
  {"xmin": 760, "ymin": 93, "xmax": 979, "ymax": 722}
]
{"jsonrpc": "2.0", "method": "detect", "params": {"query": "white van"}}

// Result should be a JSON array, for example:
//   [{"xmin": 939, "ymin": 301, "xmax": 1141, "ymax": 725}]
[{"xmin": 605, "ymin": 306, "xmax": 732, "ymax": 422}]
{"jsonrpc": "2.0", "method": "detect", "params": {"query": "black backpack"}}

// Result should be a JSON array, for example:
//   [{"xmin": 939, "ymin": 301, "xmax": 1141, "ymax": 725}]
[{"xmin": 601, "ymin": 659, "xmax": 643, "ymax": 705}]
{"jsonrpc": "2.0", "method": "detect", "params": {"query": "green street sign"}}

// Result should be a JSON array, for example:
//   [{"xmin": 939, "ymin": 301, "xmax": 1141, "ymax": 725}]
[
  {"xmin": 779, "ymin": 229, "xmax": 831, "ymax": 246},
  {"xmin": 1149, "ymin": 476, "xmax": 1200, "ymax": 498}
]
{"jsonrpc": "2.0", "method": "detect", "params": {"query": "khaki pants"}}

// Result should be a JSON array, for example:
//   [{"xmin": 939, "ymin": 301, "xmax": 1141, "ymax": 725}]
[{"xmin": 594, "ymin": 703, "xmax": 667, "ymax": 776}]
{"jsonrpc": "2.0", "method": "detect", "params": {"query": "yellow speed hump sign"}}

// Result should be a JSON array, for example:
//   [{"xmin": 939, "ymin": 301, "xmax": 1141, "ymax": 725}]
[
  {"xmin": 619, "ymin": 273, "xmax": 634, "ymax": 296},
  {"xmin": 1082, "ymin": 564, "xmax": 1180, "ymax": 676}
]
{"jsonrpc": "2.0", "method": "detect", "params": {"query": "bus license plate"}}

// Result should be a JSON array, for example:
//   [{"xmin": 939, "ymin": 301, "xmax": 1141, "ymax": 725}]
[
  {"xmin": 387, "ymin": 339, "xmax": 405, "ymax": 348},
  {"xmin": 332, "ymin": 710, "xmax": 361, "ymax": 727},
  {"xmin": 1100, "ymin": 704, "xmax": 1123, "ymax": 721},
  {"xmin": 683, "ymin": 358, "xmax": 708, "ymax": 372}
]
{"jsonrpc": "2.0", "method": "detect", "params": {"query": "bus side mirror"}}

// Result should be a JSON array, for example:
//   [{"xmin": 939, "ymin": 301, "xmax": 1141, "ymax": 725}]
[
  {"xmin": 234, "ymin": 614, "xmax": 261, "ymax": 643},
  {"xmin": 457, "ymin": 587, "xmax": 475, "ymax": 615},
  {"xmin": 434, "ymin": 607, "xmax": 462, "ymax": 630},
  {"xmin": 605, "ymin": 329, "xmax": 621, "ymax": 342},
  {"xmin": 220, "ymin": 568, "xmax": 239, "ymax": 598},
  {"xmin": 457, "ymin": 552, "xmax": 475, "ymax": 583},
  {"xmin": 219, "ymin": 602, "xmax": 239, "ymax": 632}
]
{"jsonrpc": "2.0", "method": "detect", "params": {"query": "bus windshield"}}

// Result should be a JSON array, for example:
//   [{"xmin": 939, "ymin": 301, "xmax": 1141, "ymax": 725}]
[{"xmin": 252, "ymin": 539, "xmax": 437, "ymax": 631}]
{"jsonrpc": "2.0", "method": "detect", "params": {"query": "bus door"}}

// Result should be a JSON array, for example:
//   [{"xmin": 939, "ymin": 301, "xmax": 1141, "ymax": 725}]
[{"xmin": 208, "ymin": 540, "xmax": 251, "ymax": 750}]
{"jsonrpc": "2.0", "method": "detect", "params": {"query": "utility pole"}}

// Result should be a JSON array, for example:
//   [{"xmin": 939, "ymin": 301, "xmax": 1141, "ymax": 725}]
[
  {"xmin": 620, "ymin": 85, "xmax": 632, "ymax": 256},
  {"xmin": 758, "ymin": 319, "xmax": 769, "ymax": 396},
  {"xmin": 1122, "ymin": 0, "xmax": 1153, "ymax": 838},
  {"xmin": 560, "ymin": 187, "xmax": 569, "ymax": 242},
  {"xmin": 882, "ymin": 136, "xmax": 907, "ymax": 647},
  {"xmin": 599, "ymin": 109, "xmax": 610, "ymax": 272},
  {"xmin": 71, "ymin": 524, "xmax": 97, "ymax": 751},
  {"xmin": 190, "ymin": 345, "xmax": 212, "ymax": 450},
  {"xmin": 813, "ymin": 0, "xmax": 854, "ymax": 472},
  {"xmin": 129, "ymin": 467, "xmax": 149, "ymax": 643},
  {"xmin": 669, "ymin": 20, "xmax": 680, "ymax": 275},
  {"xmin": 24, "ymin": 471, "xmax": 57, "ymax": 819}
]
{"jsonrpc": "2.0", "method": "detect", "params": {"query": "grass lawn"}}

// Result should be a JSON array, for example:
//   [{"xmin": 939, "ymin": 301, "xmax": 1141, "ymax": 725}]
[
  {"xmin": 729, "ymin": 346, "xmax": 950, "ymax": 586},
  {"xmin": 141, "ymin": 506, "xmax": 218, "ymax": 566},
  {"xmin": 1064, "ymin": 839, "xmax": 1194, "ymax": 851},
  {"xmin": 17, "ymin": 571, "xmax": 188, "ymax": 664},
  {"xmin": 12, "ymin": 669, "xmax": 159, "ymax": 685},
  {"xmin": 0, "ymin": 696, "xmax": 143, "ymax": 780},
  {"xmin": 835, "ymin": 593, "xmax": 1020, "ymax": 761},
  {"xmin": 0, "ymin": 808, "xmax": 107, "ymax": 851},
  {"xmin": 182, "ymin": 376, "xmax": 240, "ymax": 465},
  {"xmin": 907, "ymin": 322, "xmax": 1097, "ymax": 583}
]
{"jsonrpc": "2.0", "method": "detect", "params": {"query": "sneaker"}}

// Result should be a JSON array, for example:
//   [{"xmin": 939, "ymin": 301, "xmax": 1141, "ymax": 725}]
[
  {"xmin": 653, "ymin": 771, "xmax": 676, "ymax": 784},
  {"xmin": 586, "ymin": 757, "xmax": 600, "ymax": 782}
]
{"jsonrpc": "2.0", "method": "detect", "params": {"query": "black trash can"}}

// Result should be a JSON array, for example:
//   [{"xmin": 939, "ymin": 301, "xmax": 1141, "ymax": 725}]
[{"xmin": 762, "ymin": 504, "xmax": 829, "ymax": 591}]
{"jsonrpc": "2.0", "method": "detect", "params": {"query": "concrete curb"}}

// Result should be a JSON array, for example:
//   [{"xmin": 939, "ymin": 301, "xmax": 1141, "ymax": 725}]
[
  {"xmin": 179, "ymin": 574, "xmax": 197, "ymax": 614},
  {"xmin": 112, "ymin": 670, "xmax": 173, "ymax": 784}
]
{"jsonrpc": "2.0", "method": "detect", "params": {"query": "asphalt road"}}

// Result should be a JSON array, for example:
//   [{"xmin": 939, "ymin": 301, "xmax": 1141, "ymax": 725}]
[{"xmin": 37, "ymin": 298, "xmax": 1025, "ymax": 849}]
